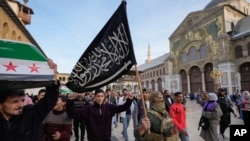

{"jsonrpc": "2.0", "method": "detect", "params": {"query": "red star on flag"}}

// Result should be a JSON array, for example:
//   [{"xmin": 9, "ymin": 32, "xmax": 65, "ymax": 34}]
[
  {"xmin": 3, "ymin": 61, "xmax": 18, "ymax": 72},
  {"xmin": 28, "ymin": 63, "xmax": 40, "ymax": 73}
]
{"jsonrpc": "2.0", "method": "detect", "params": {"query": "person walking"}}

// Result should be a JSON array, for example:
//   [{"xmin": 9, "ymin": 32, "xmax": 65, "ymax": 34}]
[
  {"xmin": 197, "ymin": 91, "xmax": 209, "ymax": 107},
  {"xmin": 105, "ymin": 89, "xmax": 118, "ymax": 129},
  {"xmin": 163, "ymin": 89, "xmax": 174, "ymax": 113},
  {"xmin": 118, "ymin": 89, "xmax": 133, "ymax": 141},
  {"xmin": 137, "ymin": 88, "xmax": 151, "ymax": 123},
  {"xmin": 66, "ymin": 88, "xmax": 134, "ymax": 141},
  {"xmin": 217, "ymin": 88, "xmax": 237, "ymax": 140},
  {"xmin": 42, "ymin": 96, "xmax": 72, "ymax": 141},
  {"xmin": 0, "ymin": 59, "xmax": 59, "ymax": 141},
  {"xmin": 73, "ymin": 93, "xmax": 89, "ymax": 141},
  {"xmin": 199, "ymin": 93, "xmax": 223, "ymax": 141},
  {"xmin": 241, "ymin": 90, "xmax": 250, "ymax": 125},
  {"xmin": 169, "ymin": 92, "xmax": 189, "ymax": 141},
  {"xmin": 235, "ymin": 90, "xmax": 243, "ymax": 120}
]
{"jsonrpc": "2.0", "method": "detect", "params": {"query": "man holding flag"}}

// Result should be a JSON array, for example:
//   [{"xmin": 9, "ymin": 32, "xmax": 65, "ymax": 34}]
[
  {"xmin": 67, "ymin": 88, "xmax": 134, "ymax": 141},
  {"xmin": 0, "ymin": 59, "xmax": 60, "ymax": 141},
  {"xmin": 65, "ymin": 0, "xmax": 140, "ymax": 140}
]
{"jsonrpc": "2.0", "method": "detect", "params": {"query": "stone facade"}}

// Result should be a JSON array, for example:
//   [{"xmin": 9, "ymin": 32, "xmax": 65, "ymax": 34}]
[
  {"xmin": 0, "ymin": 0, "xmax": 43, "ymax": 54},
  {"xmin": 139, "ymin": 0, "xmax": 250, "ymax": 94}
]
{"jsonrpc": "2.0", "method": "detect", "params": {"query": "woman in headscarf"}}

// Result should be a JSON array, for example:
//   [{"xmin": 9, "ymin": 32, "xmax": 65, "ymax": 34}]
[
  {"xmin": 134, "ymin": 91, "xmax": 178, "ymax": 141},
  {"xmin": 241, "ymin": 90, "xmax": 250, "ymax": 125},
  {"xmin": 200, "ymin": 93, "xmax": 223, "ymax": 141}
]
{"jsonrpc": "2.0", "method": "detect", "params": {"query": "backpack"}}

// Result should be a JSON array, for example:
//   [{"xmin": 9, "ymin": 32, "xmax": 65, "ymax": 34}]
[{"xmin": 198, "ymin": 115, "xmax": 209, "ymax": 130}]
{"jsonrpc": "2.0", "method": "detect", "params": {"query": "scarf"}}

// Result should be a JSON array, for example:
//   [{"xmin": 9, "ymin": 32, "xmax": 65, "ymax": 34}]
[
  {"xmin": 150, "ymin": 92, "xmax": 168, "ymax": 116},
  {"xmin": 203, "ymin": 101, "xmax": 217, "ymax": 111}
]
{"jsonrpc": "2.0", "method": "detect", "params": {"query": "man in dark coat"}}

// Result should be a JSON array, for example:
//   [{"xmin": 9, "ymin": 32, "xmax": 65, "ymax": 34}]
[
  {"xmin": 217, "ymin": 88, "xmax": 237, "ymax": 140},
  {"xmin": 73, "ymin": 93, "xmax": 89, "ymax": 141},
  {"xmin": 66, "ymin": 88, "xmax": 133, "ymax": 141},
  {"xmin": 163, "ymin": 90, "xmax": 174, "ymax": 113}
]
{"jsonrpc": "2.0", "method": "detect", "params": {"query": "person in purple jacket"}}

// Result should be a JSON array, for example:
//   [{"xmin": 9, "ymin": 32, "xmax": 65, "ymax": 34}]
[
  {"xmin": 66, "ymin": 88, "xmax": 134, "ymax": 141},
  {"xmin": 0, "ymin": 59, "xmax": 59, "ymax": 141}
]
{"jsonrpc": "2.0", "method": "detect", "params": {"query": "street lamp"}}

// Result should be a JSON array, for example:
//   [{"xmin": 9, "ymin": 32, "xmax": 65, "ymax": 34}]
[{"xmin": 210, "ymin": 68, "xmax": 223, "ymax": 92}]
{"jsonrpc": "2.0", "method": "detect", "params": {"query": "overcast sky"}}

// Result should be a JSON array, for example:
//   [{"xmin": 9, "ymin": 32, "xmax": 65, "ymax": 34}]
[{"xmin": 25, "ymin": 0, "xmax": 231, "ymax": 73}]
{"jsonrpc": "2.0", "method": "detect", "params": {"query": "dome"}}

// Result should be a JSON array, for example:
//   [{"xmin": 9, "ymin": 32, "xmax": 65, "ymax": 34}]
[
  {"xmin": 232, "ymin": 16, "xmax": 250, "ymax": 40},
  {"xmin": 204, "ymin": 0, "xmax": 228, "ymax": 9}
]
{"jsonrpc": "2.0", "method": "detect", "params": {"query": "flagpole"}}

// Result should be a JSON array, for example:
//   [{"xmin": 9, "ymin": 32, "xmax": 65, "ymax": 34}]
[{"xmin": 134, "ymin": 64, "xmax": 150, "ymax": 134}]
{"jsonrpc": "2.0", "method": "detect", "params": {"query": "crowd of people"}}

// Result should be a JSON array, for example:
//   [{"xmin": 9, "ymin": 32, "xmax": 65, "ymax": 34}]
[{"xmin": 1, "ymin": 60, "xmax": 250, "ymax": 141}]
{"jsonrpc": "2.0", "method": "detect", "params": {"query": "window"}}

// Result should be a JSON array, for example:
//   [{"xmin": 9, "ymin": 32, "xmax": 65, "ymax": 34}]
[
  {"xmin": 200, "ymin": 45, "xmax": 208, "ymax": 59},
  {"xmin": 182, "ymin": 52, "xmax": 187, "ymax": 64},
  {"xmin": 189, "ymin": 46, "xmax": 197, "ymax": 61},
  {"xmin": 12, "ymin": 31, "xmax": 17, "ymax": 40},
  {"xmin": 3, "ymin": 22, "xmax": 9, "ymax": 38},
  {"xmin": 17, "ymin": 36, "xmax": 22, "ymax": 41},
  {"xmin": 235, "ymin": 46, "xmax": 243, "ymax": 58}
]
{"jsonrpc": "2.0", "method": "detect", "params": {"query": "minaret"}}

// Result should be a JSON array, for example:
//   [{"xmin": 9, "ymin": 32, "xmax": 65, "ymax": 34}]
[
  {"xmin": 23, "ymin": 0, "xmax": 29, "ymax": 5},
  {"xmin": 146, "ymin": 43, "xmax": 151, "ymax": 62}
]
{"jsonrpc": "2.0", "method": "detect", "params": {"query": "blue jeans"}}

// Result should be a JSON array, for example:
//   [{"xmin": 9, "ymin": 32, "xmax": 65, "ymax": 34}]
[
  {"xmin": 179, "ymin": 128, "xmax": 189, "ymax": 141},
  {"xmin": 112, "ymin": 116, "xmax": 117, "ymax": 128},
  {"xmin": 121, "ymin": 114, "xmax": 131, "ymax": 141}
]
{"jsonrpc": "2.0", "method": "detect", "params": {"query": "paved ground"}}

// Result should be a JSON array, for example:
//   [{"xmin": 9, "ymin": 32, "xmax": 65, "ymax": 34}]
[{"xmin": 71, "ymin": 99, "xmax": 243, "ymax": 141}]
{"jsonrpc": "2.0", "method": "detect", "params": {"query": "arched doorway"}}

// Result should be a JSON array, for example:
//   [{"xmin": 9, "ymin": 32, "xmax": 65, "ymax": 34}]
[
  {"xmin": 204, "ymin": 63, "xmax": 214, "ymax": 92},
  {"xmin": 146, "ymin": 81, "xmax": 149, "ymax": 88},
  {"xmin": 157, "ymin": 78, "xmax": 162, "ymax": 92},
  {"xmin": 151, "ymin": 79, "xmax": 155, "ymax": 91},
  {"xmin": 189, "ymin": 66, "xmax": 202, "ymax": 94},
  {"xmin": 240, "ymin": 62, "xmax": 250, "ymax": 91},
  {"xmin": 180, "ymin": 70, "xmax": 187, "ymax": 93}
]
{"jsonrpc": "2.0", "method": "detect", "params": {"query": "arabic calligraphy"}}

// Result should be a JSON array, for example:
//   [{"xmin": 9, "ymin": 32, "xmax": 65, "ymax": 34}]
[{"xmin": 68, "ymin": 23, "xmax": 132, "ymax": 87}]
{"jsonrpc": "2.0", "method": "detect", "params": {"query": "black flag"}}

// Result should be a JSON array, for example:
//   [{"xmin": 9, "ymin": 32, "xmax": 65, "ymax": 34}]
[{"xmin": 66, "ymin": 1, "xmax": 137, "ymax": 92}]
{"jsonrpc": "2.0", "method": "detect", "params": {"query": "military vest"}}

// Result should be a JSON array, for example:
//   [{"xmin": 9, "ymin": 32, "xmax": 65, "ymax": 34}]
[{"xmin": 144, "ymin": 110, "xmax": 179, "ymax": 141}]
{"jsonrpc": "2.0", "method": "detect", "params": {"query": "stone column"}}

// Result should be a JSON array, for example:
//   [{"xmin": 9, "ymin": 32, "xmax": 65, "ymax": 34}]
[
  {"xmin": 201, "ymin": 71, "xmax": 206, "ymax": 91},
  {"xmin": 187, "ymin": 73, "xmax": 190, "ymax": 93}
]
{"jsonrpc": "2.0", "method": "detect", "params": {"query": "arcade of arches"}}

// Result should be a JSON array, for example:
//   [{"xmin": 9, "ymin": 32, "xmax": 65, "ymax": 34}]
[
  {"xmin": 180, "ymin": 62, "xmax": 250, "ymax": 94},
  {"xmin": 141, "ymin": 77, "xmax": 163, "ymax": 92}
]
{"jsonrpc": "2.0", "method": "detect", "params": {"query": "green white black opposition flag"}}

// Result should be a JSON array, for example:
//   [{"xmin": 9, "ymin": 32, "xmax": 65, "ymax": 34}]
[
  {"xmin": 66, "ymin": 1, "xmax": 137, "ymax": 93},
  {"xmin": 0, "ymin": 39, "xmax": 55, "ymax": 89}
]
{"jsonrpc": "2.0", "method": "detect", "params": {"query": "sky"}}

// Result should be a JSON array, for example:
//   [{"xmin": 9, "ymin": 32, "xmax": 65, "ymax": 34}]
[{"xmin": 25, "ymin": 0, "xmax": 215, "ymax": 73}]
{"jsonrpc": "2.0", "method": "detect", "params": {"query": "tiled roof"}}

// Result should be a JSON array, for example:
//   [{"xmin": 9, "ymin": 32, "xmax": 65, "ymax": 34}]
[{"xmin": 138, "ymin": 53, "xmax": 170, "ymax": 71}]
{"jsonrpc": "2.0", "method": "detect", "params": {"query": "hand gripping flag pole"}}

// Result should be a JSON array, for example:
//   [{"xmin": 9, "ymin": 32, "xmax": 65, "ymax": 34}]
[{"xmin": 134, "ymin": 64, "xmax": 150, "ymax": 134}]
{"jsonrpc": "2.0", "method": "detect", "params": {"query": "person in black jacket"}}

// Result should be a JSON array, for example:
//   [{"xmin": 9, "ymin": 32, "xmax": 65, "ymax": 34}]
[
  {"xmin": 217, "ymin": 88, "xmax": 237, "ymax": 140},
  {"xmin": 163, "ymin": 89, "xmax": 174, "ymax": 113},
  {"xmin": 0, "ymin": 59, "xmax": 59, "ymax": 141},
  {"xmin": 73, "ymin": 93, "xmax": 89, "ymax": 141}
]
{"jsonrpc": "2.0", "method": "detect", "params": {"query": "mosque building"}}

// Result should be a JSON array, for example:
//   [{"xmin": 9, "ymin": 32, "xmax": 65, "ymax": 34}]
[{"xmin": 139, "ymin": 0, "xmax": 250, "ymax": 94}]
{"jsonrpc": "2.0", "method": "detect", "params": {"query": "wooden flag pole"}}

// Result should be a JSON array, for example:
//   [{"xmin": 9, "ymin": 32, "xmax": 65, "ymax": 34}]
[{"xmin": 134, "ymin": 64, "xmax": 150, "ymax": 134}]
